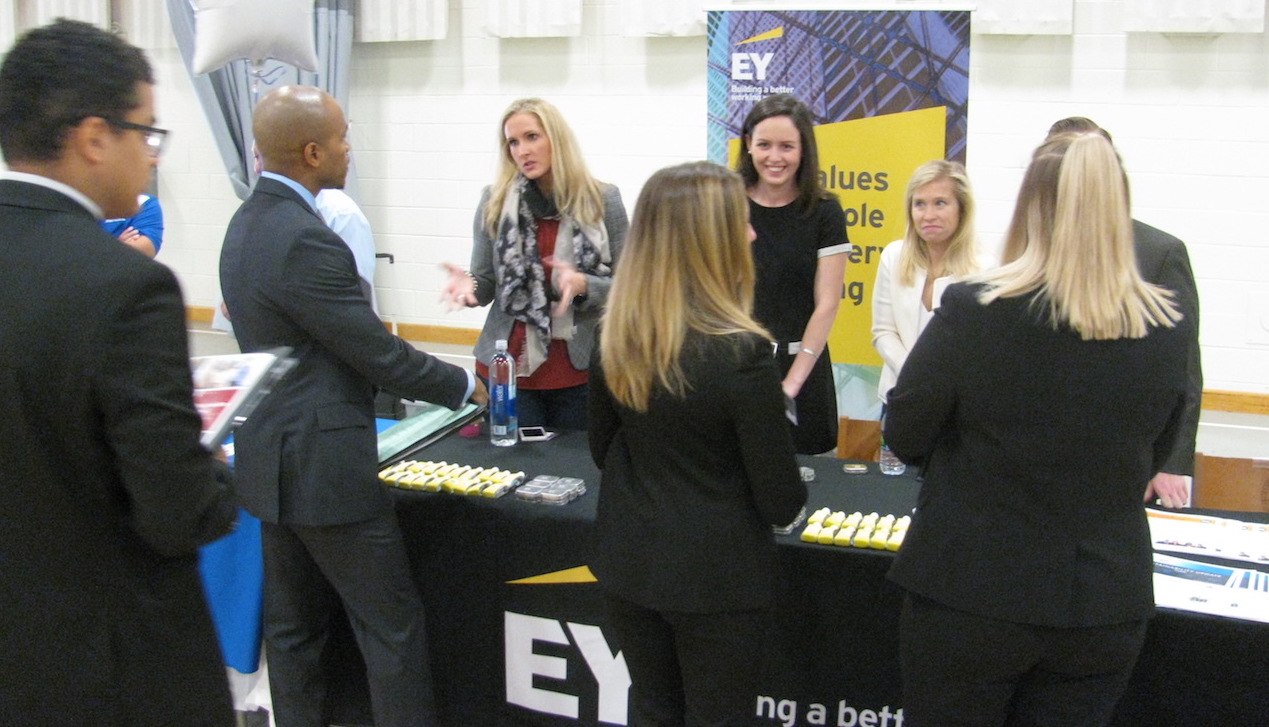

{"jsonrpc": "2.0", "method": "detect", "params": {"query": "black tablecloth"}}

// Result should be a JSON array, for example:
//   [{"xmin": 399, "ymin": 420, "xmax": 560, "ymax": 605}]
[{"xmin": 322, "ymin": 431, "xmax": 1269, "ymax": 726}]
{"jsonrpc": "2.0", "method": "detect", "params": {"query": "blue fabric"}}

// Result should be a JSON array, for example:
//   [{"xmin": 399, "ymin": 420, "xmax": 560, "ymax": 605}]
[{"xmin": 198, "ymin": 508, "xmax": 263, "ymax": 673}]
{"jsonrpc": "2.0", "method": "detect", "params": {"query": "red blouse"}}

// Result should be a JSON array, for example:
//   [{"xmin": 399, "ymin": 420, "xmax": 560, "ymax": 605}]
[{"xmin": 475, "ymin": 217, "xmax": 587, "ymax": 390}]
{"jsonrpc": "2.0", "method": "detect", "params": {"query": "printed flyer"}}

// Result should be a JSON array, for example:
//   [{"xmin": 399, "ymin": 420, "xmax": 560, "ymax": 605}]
[{"xmin": 1153, "ymin": 553, "xmax": 1269, "ymax": 623}]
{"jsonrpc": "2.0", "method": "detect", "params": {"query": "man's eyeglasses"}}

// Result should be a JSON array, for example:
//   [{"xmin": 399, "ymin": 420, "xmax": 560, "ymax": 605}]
[{"xmin": 105, "ymin": 118, "xmax": 169, "ymax": 158}]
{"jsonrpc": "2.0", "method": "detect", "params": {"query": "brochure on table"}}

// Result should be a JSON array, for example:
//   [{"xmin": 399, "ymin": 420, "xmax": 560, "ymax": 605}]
[
  {"xmin": 1153, "ymin": 553, "xmax": 1269, "ymax": 624},
  {"xmin": 1147, "ymin": 508, "xmax": 1269, "ymax": 623},
  {"xmin": 1147, "ymin": 508, "xmax": 1269, "ymax": 565}
]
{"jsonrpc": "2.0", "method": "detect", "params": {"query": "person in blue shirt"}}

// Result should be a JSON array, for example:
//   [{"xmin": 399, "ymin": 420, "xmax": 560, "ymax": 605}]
[
  {"xmin": 101, "ymin": 192, "xmax": 163, "ymax": 256},
  {"xmin": 316, "ymin": 188, "xmax": 377, "ymax": 310}
]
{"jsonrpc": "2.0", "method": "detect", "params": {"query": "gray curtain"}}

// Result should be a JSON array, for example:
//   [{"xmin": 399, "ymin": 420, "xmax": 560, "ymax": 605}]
[{"xmin": 165, "ymin": 0, "xmax": 356, "ymax": 201}]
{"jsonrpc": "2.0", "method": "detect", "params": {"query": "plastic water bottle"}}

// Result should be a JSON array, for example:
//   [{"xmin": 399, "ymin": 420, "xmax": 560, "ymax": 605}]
[
  {"xmin": 489, "ymin": 339, "xmax": 518, "ymax": 447},
  {"xmin": 879, "ymin": 436, "xmax": 906, "ymax": 476}
]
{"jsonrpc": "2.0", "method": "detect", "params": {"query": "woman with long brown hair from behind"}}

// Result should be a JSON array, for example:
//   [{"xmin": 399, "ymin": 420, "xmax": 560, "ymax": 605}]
[{"xmin": 589, "ymin": 161, "xmax": 806, "ymax": 726}]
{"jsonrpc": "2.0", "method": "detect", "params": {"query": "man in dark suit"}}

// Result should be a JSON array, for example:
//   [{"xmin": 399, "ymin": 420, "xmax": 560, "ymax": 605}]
[
  {"xmin": 220, "ymin": 85, "xmax": 487, "ymax": 727},
  {"xmin": 0, "ymin": 19, "xmax": 238, "ymax": 726},
  {"xmin": 1047, "ymin": 117, "xmax": 1203, "ymax": 509}
]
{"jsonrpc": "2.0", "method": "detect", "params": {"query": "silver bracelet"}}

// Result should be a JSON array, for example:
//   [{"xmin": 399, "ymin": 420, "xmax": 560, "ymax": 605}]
[
  {"xmin": 800, "ymin": 347, "xmax": 818, "ymax": 357},
  {"xmin": 464, "ymin": 271, "xmax": 478, "ymax": 298}
]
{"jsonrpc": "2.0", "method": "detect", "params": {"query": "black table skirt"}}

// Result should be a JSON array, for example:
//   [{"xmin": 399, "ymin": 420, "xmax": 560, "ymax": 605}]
[{"xmin": 320, "ymin": 430, "xmax": 1269, "ymax": 726}]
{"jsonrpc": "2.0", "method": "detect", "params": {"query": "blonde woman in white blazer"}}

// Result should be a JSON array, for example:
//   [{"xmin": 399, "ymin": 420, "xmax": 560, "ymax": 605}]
[{"xmin": 873, "ymin": 160, "xmax": 983, "ymax": 404}]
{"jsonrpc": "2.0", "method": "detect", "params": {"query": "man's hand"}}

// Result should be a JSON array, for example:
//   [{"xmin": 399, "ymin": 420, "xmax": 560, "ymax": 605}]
[
  {"xmin": 1144, "ymin": 472, "xmax": 1190, "ymax": 509},
  {"xmin": 470, "ymin": 376, "xmax": 489, "ymax": 406}
]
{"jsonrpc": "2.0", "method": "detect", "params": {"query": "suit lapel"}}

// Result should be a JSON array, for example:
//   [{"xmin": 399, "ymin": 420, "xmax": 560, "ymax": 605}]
[{"xmin": 254, "ymin": 177, "xmax": 324, "ymax": 223}]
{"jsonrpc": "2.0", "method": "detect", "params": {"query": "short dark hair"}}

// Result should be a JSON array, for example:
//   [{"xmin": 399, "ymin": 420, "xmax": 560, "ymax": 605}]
[
  {"xmin": 735, "ymin": 93, "xmax": 834, "ymax": 214},
  {"xmin": 0, "ymin": 18, "xmax": 153, "ymax": 163}
]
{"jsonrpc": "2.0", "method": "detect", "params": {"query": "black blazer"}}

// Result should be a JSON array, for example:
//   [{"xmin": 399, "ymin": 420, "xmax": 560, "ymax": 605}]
[
  {"xmin": 0, "ymin": 180, "xmax": 237, "ymax": 725},
  {"xmin": 1134, "ymin": 220, "xmax": 1202, "ymax": 476},
  {"xmin": 588, "ymin": 332, "xmax": 807, "ymax": 613},
  {"xmin": 220, "ymin": 178, "xmax": 470, "ymax": 526},
  {"xmin": 884, "ymin": 283, "xmax": 1191, "ymax": 628}
]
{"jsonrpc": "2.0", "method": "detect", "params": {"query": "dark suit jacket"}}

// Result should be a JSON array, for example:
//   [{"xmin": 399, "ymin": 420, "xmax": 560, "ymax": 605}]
[
  {"xmin": 1134, "ymin": 219, "xmax": 1202, "ymax": 476},
  {"xmin": 588, "ymin": 332, "xmax": 807, "ymax": 613},
  {"xmin": 220, "ymin": 177, "xmax": 470, "ymax": 526},
  {"xmin": 0, "ymin": 180, "xmax": 237, "ymax": 725},
  {"xmin": 884, "ymin": 283, "xmax": 1190, "ymax": 628}
]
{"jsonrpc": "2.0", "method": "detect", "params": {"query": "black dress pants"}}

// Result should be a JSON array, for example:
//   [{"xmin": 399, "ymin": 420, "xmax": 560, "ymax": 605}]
[
  {"xmin": 261, "ymin": 511, "xmax": 434, "ymax": 727},
  {"xmin": 899, "ymin": 592, "xmax": 1148, "ymax": 727},
  {"xmin": 603, "ymin": 593, "xmax": 770, "ymax": 727}
]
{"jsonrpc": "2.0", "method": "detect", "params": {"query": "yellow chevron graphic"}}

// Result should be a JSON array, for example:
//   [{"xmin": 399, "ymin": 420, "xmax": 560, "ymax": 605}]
[
  {"xmin": 738, "ymin": 27, "xmax": 784, "ymax": 46},
  {"xmin": 508, "ymin": 565, "xmax": 597, "ymax": 585}
]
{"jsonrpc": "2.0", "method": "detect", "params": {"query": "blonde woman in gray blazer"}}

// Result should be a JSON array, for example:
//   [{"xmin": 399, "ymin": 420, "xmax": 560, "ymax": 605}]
[{"xmin": 443, "ymin": 98, "xmax": 627, "ymax": 429}]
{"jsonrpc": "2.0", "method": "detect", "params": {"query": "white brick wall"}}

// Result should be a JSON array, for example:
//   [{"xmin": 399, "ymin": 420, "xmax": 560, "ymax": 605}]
[{"xmin": 148, "ymin": 0, "xmax": 1269, "ymax": 394}]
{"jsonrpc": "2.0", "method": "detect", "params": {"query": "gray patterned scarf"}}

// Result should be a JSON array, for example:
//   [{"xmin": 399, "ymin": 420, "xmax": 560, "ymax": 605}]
[{"xmin": 494, "ymin": 176, "xmax": 610, "ymax": 375}]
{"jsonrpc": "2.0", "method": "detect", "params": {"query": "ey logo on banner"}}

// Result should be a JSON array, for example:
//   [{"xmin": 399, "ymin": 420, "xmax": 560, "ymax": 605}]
[
  {"xmin": 731, "ymin": 26, "xmax": 783, "ymax": 81},
  {"xmin": 504, "ymin": 566, "xmax": 631, "ymax": 724}
]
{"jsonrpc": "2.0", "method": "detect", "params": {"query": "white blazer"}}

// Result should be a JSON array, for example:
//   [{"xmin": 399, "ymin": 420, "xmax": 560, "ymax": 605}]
[{"xmin": 872, "ymin": 239, "xmax": 982, "ymax": 403}]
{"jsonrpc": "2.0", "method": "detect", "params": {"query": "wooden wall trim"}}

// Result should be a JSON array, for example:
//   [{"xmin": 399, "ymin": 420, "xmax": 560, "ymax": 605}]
[
  {"xmin": 396, "ymin": 323, "xmax": 480, "ymax": 347},
  {"xmin": 185, "ymin": 307, "xmax": 466, "ymax": 343},
  {"xmin": 1202, "ymin": 390, "xmax": 1269, "ymax": 416}
]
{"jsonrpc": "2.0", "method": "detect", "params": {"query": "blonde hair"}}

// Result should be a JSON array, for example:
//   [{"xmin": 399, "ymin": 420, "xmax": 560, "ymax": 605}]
[
  {"xmin": 600, "ymin": 162, "xmax": 770, "ymax": 411},
  {"xmin": 482, "ymin": 98, "xmax": 604, "ymax": 234},
  {"xmin": 897, "ymin": 159, "xmax": 979, "ymax": 287},
  {"xmin": 976, "ymin": 133, "xmax": 1180, "ymax": 340}
]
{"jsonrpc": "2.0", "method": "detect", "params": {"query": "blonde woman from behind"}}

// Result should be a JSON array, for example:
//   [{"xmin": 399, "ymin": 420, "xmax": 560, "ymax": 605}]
[{"xmin": 883, "ymin": 133, "xmax": 1187, "ymax": 726}]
